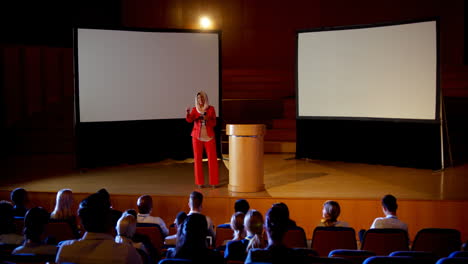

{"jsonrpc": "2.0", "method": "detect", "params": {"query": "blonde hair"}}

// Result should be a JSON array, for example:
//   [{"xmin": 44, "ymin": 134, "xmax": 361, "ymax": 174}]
[
  {"xmin": 50, "ymin": 189, "xmax": 74, "ymax": 220},
  {"xmin": 230, "ymin": 212, "xmax": 245, "ymax": 241},
  {"xmin": 195, "ymin": 91, "xmax": 209, "ymax": 113},
  {"xmin": 245, "ymin": 210, "xmax": 266, "ymax": 251},
  {"xmin": 116, "ymin": 213, "xmax": 137, "ymax": 238},
  {"xmin": 322, "ymin": 200, "xmax": 341, "ymax": 227}
]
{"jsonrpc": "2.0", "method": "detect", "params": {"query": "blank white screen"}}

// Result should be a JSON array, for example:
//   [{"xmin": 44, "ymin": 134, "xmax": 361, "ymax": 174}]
[
  {"xmin": 298, "ymin": 21, "xmax": 437, "ymax": 120},
  {"xmin": 77, "ymin": 29, "xmax": 219, "ymax": 122}
]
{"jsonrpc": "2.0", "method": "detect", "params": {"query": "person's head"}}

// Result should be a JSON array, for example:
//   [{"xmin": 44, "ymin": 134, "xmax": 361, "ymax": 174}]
[
  {"xmin": 24, "ymin": 207, "xmax": 49, "ymax": 243},
  {"xmin": 265, "ymin": 205, "xmax": 289, "ymax": 245},
  {"xmin": 97, "ymin": 188, "xmax": 111, "ymax": 208},
  {"xmin": 244, "ymin": 209, "xmax": 266, "ymax": 251},
  {"xmin": 11, "ymin": 188, "xmax": 28, "ymax": 207},
  {"xmin": 116, "ymin": 213, "xmax": 137, "ymax": 239},
  {"xmin": 176, "ymin": 213, "xmax": 209, "ymax": 257},
  {"xmin": 195, "ymin": 91, "xmax": 209, "ymax": 112},
  {"xmin": 137, "ymin": 195, "xmax": 153, "ymax": 214},
  {"xmin": 125, "ymin": 209, "xmax": 138, "ymax": 218},
  {"xmin": 189, "ymin": 191, "xmax": 203, "ymax": 211},
  {"xmin": 322, "ymin": 200, "xmax": 341, "ymax": 226},
  {"xmin": 51, "ymin": 189, "xmax": 74, "ymax": 220},
  {"xmin": 272, "ymin": 202, "xmax": 290, "ymax": 220},
  {"xmin": 381, "ymin": 194, "xmax": 398, "ymax": 215},
  {"xmin": 175, "ymin": 211, "xmax": 188, "ymax": 228},
  {"xmin": 78, "ymin": 193, "xmax": 112, "ymax": 233},
  {"xmin": 0, "ymin": 200, "xmax": 16, "ymax": 234},
  {"xmin": 234, "ymin": 199, "xmax": 250, "ymax": 214},
  {"xmin": 230, "ymin": 212, "xmax": 245, "ymax": 240}
]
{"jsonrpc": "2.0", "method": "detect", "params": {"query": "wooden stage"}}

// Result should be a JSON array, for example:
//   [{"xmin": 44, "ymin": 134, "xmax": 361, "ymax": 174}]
[{"xmin": 1, "ymin": 153, "xmax": 467, "ymax": 243}]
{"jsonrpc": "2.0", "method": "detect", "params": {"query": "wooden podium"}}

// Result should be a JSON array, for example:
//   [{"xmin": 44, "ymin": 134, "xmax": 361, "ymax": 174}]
[{"xmin": 226, "ymin": 124, "xmax": 265, "ymax": 192}]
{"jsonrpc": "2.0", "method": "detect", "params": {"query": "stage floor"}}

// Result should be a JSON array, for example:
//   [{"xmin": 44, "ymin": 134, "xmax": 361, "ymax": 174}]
[{"xmin": 1, "ymin": 153, "xmax": 467, "ymax": 200}]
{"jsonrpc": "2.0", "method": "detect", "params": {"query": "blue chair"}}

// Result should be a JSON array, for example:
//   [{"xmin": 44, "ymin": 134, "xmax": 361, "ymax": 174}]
[
  {"xmin": 390, "ymin": 251, "xmax": 439, "ymax": 264},
  {"xmin": 158, "ymin": 258, "xmax": 193, "ymax": 264},
  {"xmin": 436, "ymin": 257, "xmax": 468, "ymax": 264},
  {"xmin": 363, "ymin": 256, "xmax": 423, "ymax": 264},
  {"xmin": 329, "ymin": 249, "xmax": 375, "ymax": 264},
  {"xmin": 449, "ymin": 252, "xmax": 468, "ymax": 258}
]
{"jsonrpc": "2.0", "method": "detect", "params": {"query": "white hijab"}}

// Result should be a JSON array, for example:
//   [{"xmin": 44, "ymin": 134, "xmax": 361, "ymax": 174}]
[{"xmin": 195, "ymin": 91, "xmax": 209, "ymax": 113}]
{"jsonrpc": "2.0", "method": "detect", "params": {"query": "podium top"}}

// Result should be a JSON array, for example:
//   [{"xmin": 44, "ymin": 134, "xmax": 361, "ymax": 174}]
[{"xmin": 226, "ymin": 124, "xmax": 265, "ymax": 136}]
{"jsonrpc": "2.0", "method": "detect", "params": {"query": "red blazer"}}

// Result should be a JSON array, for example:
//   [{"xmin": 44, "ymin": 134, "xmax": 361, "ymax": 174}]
[{"xmin": 186, "ymin": 106, "xmax": 217, "ymax": 138}]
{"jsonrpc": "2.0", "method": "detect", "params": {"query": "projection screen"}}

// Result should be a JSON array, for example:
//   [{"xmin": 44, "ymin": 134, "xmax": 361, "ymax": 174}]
[
  {"xmin": 76, "ymin": 28, "xmax": 219, "ymax": 122},
  {"xmin": 297, "ymin": 20, "xmax": 437, "ymax": 120}
]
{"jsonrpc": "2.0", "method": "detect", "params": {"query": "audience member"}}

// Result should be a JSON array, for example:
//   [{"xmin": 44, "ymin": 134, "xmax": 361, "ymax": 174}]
[
  {"xmin": 169, "ymin": 213, "xmax": 222, "ymax": 263},
  {"xmin": 10, "ymin": 188, "xmax": 29, "ymax": 217},
  {"xmin": 136, "ymin": 195, "xmax": 169, "ymax": 236},
  {"xmin": 165, "ymin": 211, "xmax": 187, "ymax": 246},
  {"xmin": 55, "ymin": 193, "xmax": 142, "ymax": 264},
  {"xmin": 188, "ymin": 191, "xmax": 215, "ymax": 241},
  {"xmin": 97, "ymin": 188, "xmax": 123, "ymax": 231},
  {"xmin": 234, "ymin": 199, "xmax": 250, "ymax": 214},
  {"xmin": 0, "ymin": 200, "xmax": 24, "ymax": 245},
  {"xmin": 370, "ymin": 194, "xmax": 408, "ymax": 231},
  {"xmin": 115, "ymin": 213, "xmax": 148, "ymax": 255},
  {"xmin": 50, "ymin": 189, "xmax": 80, "ymax": 238},
  {"xmin": 225, "ymin": 209, "xmax": 265, "ymax": 261},
  {"xmin": 245, "ymin": 205, "xmax": 306, "ymax": 264},
  {"xmin": 230, "ymin": 212, "xmax": 246, "ymax": 241},
  {"xmin": 272, "ymin": 202, "xmax": 298, "ymax": 229},
  {"xmin": 12, "ymin": 207, "xmax": 57, "ymax": 255},
  {"xmin": 319, "ymin": 200, "xmax": 349, "ymax": 227}
]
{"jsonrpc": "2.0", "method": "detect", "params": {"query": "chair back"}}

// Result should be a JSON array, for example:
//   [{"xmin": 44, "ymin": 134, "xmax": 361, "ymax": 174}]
[
  {"xmin": 1, "ymin": 253, "xmax": 57, "ymax": 263},
  {"xmin": 364, "ymin": 256, "xmax": 429, "ymax": 264},
  {"xmin": 390, "ymin": 251, "xmax": 439, "ymax": 264},
  {"xmin": 13, "ymin": 216, "xmax": 25, "ymax": 235},
  {"xmin": 158, "ymin": 258, "xmax": 193, "ymax": 264},
  {"xmin": 284, "ymin": 228, "xmax": 308, "ymax": 248},
  {"xmin": 41, "ymin": 222, "xmax": 76, "ymax": 244},
  {"xmin": 312, "ymin": 227, "xmax": 358, "ymax": 256},
  {"xmin": 436, "ymin": 257, "xmax": 468, "ymax": 264},
  {"xmin": 137, "ymin": 226, "xmax": 164, "ymax": 253},
  {"xmin": 214, "ymin": 225, "xmax": 234, "ymax": 248},
  {"xmin": 412, "ymin": 228, "xmax": 461, "ymax": 258},
  {"xmin": 361, "ymin": 229, "xmax": 408, "ymax": 256},
  {"xmin": 329, "ymin": 249, "xmax": 376, "ymax": 264},
  {"xmin": 449, "ymin": 252, "xmax": 468, "ymax": 258}
]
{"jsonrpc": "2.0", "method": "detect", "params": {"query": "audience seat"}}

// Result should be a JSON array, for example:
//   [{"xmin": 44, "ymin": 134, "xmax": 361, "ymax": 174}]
[
  {"xmin": 412, "ymin": 228, "xmax": 461, "ymax": 258},
  {"xmin": 13, "ymin": 216, "xmax": 25, "ymax": 235},
  {"xmin": 284, "ymin": 228, "xmax": 308, "ymax": 248},
  {"xmin": 329, "ymin": 249, "xmax": 375, "ymax": 264},
  {"xmin": 158, "ymin": 258, "xmax": 193, "ymax": 264},
  {"xmin": 311, "ymin": 227, "xmax": 358, "ymax": 256},
  {"xmin": 435, "ymin": 257, "xmax": 468, "ymax": 264},
  {"xmin": 449, "ymin": 252, "xmax": 468, "ymax": 258},
  {"xmin": 1, "ymin": 253, "xmax": 56, "ymax": 263},
  {"xmin": 214, "ymin": 225, "xmax": 234, "ymax": 248},
  {"xmin": 390, "ymin": 251, "xmax": 439, "ymax": 264},
  {"xmin": 41, "ymin": 222, "xmax": 77, "ymax": 244},
  {"xmin": 361, "ymin": 229, "xmax": 409, "ymax": 256},
  {"xmin": 137, "ymin": 225, "xmax": 165, "ymax": 254},
  {"xmin": 363, "ymin": 256, "xmax": 433, "ymax": 264}
]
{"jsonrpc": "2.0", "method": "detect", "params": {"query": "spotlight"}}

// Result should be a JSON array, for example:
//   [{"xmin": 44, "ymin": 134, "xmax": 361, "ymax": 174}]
[{"xmin": 199, "ymin": 16, "xmax": 212, "ymax": 29}]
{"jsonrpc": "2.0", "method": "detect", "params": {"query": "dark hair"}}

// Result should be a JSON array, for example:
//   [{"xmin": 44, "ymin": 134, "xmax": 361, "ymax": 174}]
[
  {"xmin": 97, "ymin": 188, "xmax": 111, "ymax": 208},
  {"xmin": 78, "ymin": 193, "xmax": 111, "ymax": 233},
  {"xmin": 190, "ymin": 191, "xmax": 203, "ymax": 209},
  {"xmin": 137, "ymin": 195, "xmax": 153, "ymax": 214},
  {"xmin": 175, "ymin": 211, "xmax": 188, "ymax": 227},
  {"xmin": 125, "ymin": 209, "xmax": 138, "ymax": 218},
  {"xmin": 272, "ymin": 202, "xmax": 290, "ymax": 219},
  {"xmin": 24, "ymin": 207, "xmax": 49, "ymax": 243},
  {"xmin": 382, "ymin": 194, "xmax": 398, "ymax": 213},
  {"xmin": 175, "ymin": 213, "xmax": 208, "ymax": 260},
  {"xmin": 234, "ymin": 199, "xmax": 250, "ymax": 214},
  {"xmin": 322, "ymin": 200, "xmax": 341, "ymax": 226},
  {"xmin": 0, "ymin": 200, "xmax": 16, "ymax": 234},
  {"xmin": 265, "ymin": 206, "xmax": 289, "ymax": 243},
  {"xmin": 11, "ymin": 188, "xmax": 28, "ymax": 206}
]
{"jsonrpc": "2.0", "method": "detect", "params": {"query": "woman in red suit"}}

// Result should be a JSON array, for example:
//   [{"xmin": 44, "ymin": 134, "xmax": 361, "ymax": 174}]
[{"xmin": 186, "ymin": 91, "xmax": 219, "ymax": 188}]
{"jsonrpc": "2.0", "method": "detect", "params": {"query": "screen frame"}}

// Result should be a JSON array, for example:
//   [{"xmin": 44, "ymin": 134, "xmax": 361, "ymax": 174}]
[{"xmin": 295, "ymin": 18, "xmax": 440, "ymax": 123}]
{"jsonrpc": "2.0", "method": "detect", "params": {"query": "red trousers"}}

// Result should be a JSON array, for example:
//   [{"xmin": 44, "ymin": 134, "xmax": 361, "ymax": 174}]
[{"xmin": 192, "ymin": 137, "xmax": 219, "ymax": 185}]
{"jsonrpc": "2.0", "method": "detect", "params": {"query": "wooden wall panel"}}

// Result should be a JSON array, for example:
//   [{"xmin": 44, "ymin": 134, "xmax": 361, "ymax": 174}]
[
  {"xmin": 2, "ymin": 46, "xmax": 23, "ymax": 127},
  {"xmin": 23, "ymin": 47, "xmax": 42, "ymax": 116}
]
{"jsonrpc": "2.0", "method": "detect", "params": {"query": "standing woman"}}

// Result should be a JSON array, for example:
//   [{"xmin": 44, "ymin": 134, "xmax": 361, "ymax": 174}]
[{"xmin": 186, "ymin": 91, "xmax": 219, "ymax": 188}]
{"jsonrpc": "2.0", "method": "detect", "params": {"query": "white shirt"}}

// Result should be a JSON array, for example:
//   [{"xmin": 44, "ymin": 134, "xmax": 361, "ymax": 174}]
[
  {"xmin": 56, "ymin": 232, "xmax": 142, "ymax": 264},
  {"xmin": 137, "ymin": 213, "xmax": 169, "ymax": 236},
  {"xmin": 370, "ymin": 215, "xmax": 408, "ymax": 231}
]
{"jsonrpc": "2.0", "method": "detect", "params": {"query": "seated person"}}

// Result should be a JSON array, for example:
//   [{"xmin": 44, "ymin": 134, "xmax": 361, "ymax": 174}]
[
  {"xmin": 115, "ymin": 213, "xmax": 147, "ymax": 253},
  {"xmin": 136, "ymin": 195, "xmax": 169, "ymax": 236},
  {"xmin": 272, "ymin": 202, "xmax": 303, "ymax": 230},
  {"xmin": 0, "ymin": 200, "xmax": 24, "ymax": 245},
  {"xmin": 10, "ymin": 188, "xmax": 29, "ymax": 217},
  {"xmin": 55, "ymin": 193, "xmax": 142, "ymax": 264},
  {"xmin": 188, "ymin": 191, "xmax": 215, "ymax": 241},
  {"xmin": 167, "ymin": 213, "xmax": 222, "ymax": 263},
  {"xmin": 225, "ymin": 210, "xmax": 265, "ymax": 261},
  {"xmin": 319, "ymin": 200, "xmax": 349, "ymax": 227},
  {"xmin": 245, "ymin": 206, "xmax": 308, "ymax": 264},
  {"xmin": 13, "ymin": 207, "xmax": 58, "ymax": 255},
  {"xmin": 164, "ymin": 211, "xmax": 187, "ymax": 246},
  {"xmin": 49, "ymin": 189, "xmax": 80, "ymax": 238},
  {"xmin": 97, "ymin": 188, "xmax": 123, "ymax": 234},
  {"xmin": 230, "ymin": 212, "xmax": 246, "ymax": 241},
  {"xmin": 370, "ymin": 194, "xmax": 408, "ymax": 231},
  {"xmin": 218, "ymin": 199, "xmax": 250, "ymax": 228}
]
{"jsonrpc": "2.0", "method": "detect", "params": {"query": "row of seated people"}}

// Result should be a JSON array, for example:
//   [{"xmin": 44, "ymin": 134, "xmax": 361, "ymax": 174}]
[{"xmin": 1, "ymin": 188, "xmax": 467, "ymax": 264}]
